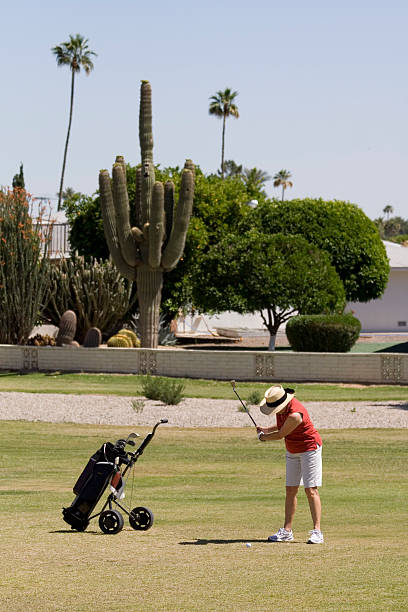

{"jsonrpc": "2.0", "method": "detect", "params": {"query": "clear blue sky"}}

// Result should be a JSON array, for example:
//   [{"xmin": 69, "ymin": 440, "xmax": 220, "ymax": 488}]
[{"xmin": 1, "ymin": 0, "xmax": 407, "ymax": 219}]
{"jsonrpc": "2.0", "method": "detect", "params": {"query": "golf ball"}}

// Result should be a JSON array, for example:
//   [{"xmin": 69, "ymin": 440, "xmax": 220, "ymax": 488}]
[{"xmin": 245, "ymin": 542, "xmax": 251, "ymax": 548}]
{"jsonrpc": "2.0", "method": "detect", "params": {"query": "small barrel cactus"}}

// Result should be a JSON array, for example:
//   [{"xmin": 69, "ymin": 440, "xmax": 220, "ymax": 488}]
[
  {"xmin": 83, "ymin": 327, "xmax": 102, "ymax": 348},
  {"xmin": 118, "ymin": 329, "xmax": 140, "ymax": 347},
  {"xmin": 107, "ymin": 334, "xmax": 133, "ymax": 347},
  {"xmin": 56, "ymin": 310, "xmax": 77, "ymax": 346}
]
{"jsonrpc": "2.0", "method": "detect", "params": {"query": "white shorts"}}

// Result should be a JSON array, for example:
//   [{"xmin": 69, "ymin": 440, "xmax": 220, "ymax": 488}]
[{"xmin": 286, "ymin": 445, "xmax": 322, "ymax": 488}]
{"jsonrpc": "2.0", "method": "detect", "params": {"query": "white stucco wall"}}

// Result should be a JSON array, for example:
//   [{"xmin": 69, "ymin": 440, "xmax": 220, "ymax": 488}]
[{"xmin": 348, "ymin": 269, "xmax": 408, "ymax": 332}]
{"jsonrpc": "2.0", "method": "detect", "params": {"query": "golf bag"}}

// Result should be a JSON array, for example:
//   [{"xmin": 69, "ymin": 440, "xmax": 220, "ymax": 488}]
[
  {"xmin": 62, "ymin": 419, "xmax": 168, "ymax": 534},
  {"xmin": 62, "ymin": 440, "xmax": 128, "ymax": 532}
]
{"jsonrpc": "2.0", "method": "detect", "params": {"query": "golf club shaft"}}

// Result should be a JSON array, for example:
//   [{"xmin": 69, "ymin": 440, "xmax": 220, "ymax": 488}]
[{"xmin": 232, "ymin": 386, "xmax": 258, "ymax": 428}]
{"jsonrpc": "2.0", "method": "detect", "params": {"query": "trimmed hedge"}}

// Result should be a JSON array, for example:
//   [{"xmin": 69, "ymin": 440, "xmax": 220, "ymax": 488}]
[{"xmin": 286, "ymin": 314, "xmax": 361, "ymax": 353}]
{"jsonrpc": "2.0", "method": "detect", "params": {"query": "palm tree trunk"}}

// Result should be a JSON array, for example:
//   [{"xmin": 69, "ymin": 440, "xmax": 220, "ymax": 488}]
[
  {"xmin": 221, "ymin": 114, "xmax": 226, "ymax": 179},
  {"xmin": 282, "ymin": 185, "xmax": 285, "ymax": 202},
  {"xmin": 58, "ymin": 69, "xmax": 75, "ymax": 210}
]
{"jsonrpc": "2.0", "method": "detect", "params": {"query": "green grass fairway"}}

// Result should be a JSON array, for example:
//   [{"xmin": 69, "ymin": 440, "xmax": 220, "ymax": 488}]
[
  {"xmin": 1, "ymin": 371, "xmax": 408, "ymax": 401},
  {"xmin": 1, "ymin": 422, "xmax": 407, "ymax": 611}
]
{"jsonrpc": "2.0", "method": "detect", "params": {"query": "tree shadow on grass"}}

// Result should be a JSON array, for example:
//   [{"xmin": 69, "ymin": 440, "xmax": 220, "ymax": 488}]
[{"xmin": 375, "ymin": 342, "xmax": 408, "ymax": 353}]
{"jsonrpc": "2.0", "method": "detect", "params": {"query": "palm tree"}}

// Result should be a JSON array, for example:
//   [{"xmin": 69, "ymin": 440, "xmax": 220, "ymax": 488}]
[
  {"xmin": 383, "ymin": 205, "xmax": 394, "ymax": 219},
  {"xmin": 221, "ymin": 159, "xmax": 243, "ymax": 178},
  {"xmin": 52, "ymin": 34, "xmax": 97, "ymax": 210},
  {"xmin": 243, "ymin": 167, "xmax": 271, "ymax": 187},
  {"xmin": 209, "ymin": 88, "xmax": 239, "ymax": 179},
  {"xmin": 273, "ymin": 169, "xmax": 293, "ymax": 201}
]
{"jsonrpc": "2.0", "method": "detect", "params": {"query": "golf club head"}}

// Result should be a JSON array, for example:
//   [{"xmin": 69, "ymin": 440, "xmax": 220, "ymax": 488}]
[
  {"xmin": 160, "ymin": 418, "xmax": 169, "ymax": 424},
  {"xmin": 230, "ymin": 380, "xmax": 236, "ymax": 390},
  {"xmin": 126, "ymin": 432, "xmax": 140, "ymax": 444}
]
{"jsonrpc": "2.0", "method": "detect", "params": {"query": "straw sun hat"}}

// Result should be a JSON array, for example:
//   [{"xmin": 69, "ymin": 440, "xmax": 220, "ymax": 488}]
[{"xmin": 259, "ymin": 385, "xmax": 295, "ymax": 415}]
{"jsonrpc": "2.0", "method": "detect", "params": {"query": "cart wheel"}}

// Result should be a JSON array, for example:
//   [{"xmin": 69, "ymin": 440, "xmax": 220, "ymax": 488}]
[
  {"xmin": 129, "ymin": 506, "xmax": 154, "ymax": 531},
  {"xmin": 99, "ymin": 509, "xmax": 124, "ymax": 534}
]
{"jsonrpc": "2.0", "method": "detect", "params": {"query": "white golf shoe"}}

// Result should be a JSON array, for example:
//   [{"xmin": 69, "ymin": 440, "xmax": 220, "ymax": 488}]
[
  {"xmin": 267, "ymin": 527, "xmax": 294, "ymax": 542},
  {"xmin": 307, "ymin": 529, "xmax": 324, "ymax": 544}
]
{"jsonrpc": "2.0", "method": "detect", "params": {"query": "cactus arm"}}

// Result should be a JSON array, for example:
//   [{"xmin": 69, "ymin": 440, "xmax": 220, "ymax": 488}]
[
  {"xmin": 99, "ymin": 170, "xmax": 138, "ymax": 279},
  {"xmin": 111, "ymin": 162, "xmax": 140, "ymax": 266},
  {"xmin": 149, "ymin": 182, "xmax": 165, "ymax": 269},
  {"xmin": 163, "ymin": 180, "xmax": 174, "ymax": 249},
  {"xmin": 161, "ymin": 168, "xmax": 194, "ymax": 271},
  {"xmin": 112, "ymin": 163, "xmax": 139, "ymax": 265}
]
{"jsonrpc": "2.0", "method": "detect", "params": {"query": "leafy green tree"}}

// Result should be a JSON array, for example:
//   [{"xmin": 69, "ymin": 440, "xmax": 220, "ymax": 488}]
[
  {"xmin": 273, "ymin": 169, "xmax": 293, "ymax": 201},
  {"xmin": 161, "ymin": 168, "xmax": 267, "ymax": 318},
  {"xmin": 208, "ymin": 88, "xmax": 239, "ymax": 179},
  {"xmin": 12, "ymin": 163, "xmax": 25, "ymax": 189},
  {"xmin": 249, "ymin": 198, "xmax": 389, "ymax": 303},
  {"xmin": 190, "ymin": 231, "xmax": 345, "ymax": 350},
  {"xmin": 52, "ymin": 34, "xmax": 97, "ymax": 210},
  {"xmin": 62, "ymin": 191, "xmax": 108, "ymax": 260}
]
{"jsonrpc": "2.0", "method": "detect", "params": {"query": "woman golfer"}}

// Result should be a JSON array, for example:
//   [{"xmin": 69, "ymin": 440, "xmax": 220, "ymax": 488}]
[{"xmin": 256, "ymin": 385, "xmax": 323, "ymax": 544}]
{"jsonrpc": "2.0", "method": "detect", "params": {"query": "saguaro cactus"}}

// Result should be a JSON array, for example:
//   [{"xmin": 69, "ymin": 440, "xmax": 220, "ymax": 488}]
[{"xmin": 99, "ymin": 81, "xmax": 194, "ymax": 348}]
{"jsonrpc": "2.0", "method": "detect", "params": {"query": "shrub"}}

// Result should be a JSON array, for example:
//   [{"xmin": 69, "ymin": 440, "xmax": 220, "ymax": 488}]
[
  {"xmin": 0, "ymin": 188, "xmax": 52, "ymax": 344},
  {"xmin": 247, "ymin": 390, "xmax": 263, "ymax": 406},
  {"xmin": 131, "ymin": 398, "xmax": 145, "ymax": 413},
  {"xmin": 286, "ymin": 313, "xmax": 361, "ymax": 353},
  {"xmin": 159, "ymin": 379, "xmax": 185, "ymax": 405},
  {"xmin": 141, "ymin": 375, "xmax": 185, "ymax": 405},
  {"xmin": 141, "ymin": 375, "xmax": 166, "ymax": 401}
]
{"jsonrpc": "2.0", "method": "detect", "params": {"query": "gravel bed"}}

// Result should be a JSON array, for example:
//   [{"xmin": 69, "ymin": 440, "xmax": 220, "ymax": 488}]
[{"xmin": 0, "ymin": 392, "xmax": 407, "ymax": 429}]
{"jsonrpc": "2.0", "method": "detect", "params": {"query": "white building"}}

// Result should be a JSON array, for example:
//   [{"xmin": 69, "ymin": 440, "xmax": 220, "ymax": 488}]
[{"xmin": 348, "ymin": 241, "xmax": 408, "ymax": 333}]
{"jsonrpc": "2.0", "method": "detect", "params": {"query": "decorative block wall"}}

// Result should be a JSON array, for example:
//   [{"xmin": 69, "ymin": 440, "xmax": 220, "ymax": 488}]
[{"xmin": 0, "ymin": 345, "xmax": 407, "ymax": 384}]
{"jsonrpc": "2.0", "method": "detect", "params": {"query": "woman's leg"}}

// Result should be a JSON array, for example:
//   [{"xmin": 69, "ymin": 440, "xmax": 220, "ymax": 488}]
[
  {"xmin": 301, "ymin": 446, "xmax": 322, "ymax": 530},
  {"xmin": 284, "ymin": 486, "xmax": 299, "ymax": 531},
  {"xmin": 304, "ymin": 487, "xmax": 321, "ymax": 530}
]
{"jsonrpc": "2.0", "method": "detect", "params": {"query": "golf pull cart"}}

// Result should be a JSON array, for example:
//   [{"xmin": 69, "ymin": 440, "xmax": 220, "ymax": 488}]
[{"xmin": 62, "ymin": 419, "xmax": 168, "ymax": 534}]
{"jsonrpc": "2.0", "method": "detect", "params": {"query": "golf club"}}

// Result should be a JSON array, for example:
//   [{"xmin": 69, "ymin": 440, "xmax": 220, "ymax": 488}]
[{"xmin": 230, "ymin": 380, "xmax": 264, "ymax": 438}]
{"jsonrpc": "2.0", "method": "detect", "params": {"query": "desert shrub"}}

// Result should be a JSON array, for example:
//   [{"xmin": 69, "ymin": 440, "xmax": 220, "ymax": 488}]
[
  {"xmin": 141, "ymin": 375, "xmax": 184, "ymax": 405},
  {"xmin": 159, "ymin": 379, "xmax": 185, "ymax": 405},
  {"xmin": 141, "ymin": 375, "xmax": 167, "ymax": 401},
  {"xmin": 0, "ymin": 188, "xmax": 52, "ymax": 344},
  {"xmin": 286, "ymin": 313, "xmax": 361, "ymax": 353},
  {"xmin": 247, "ymin": 390, "xmax": 263, "ymax": 406}
]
